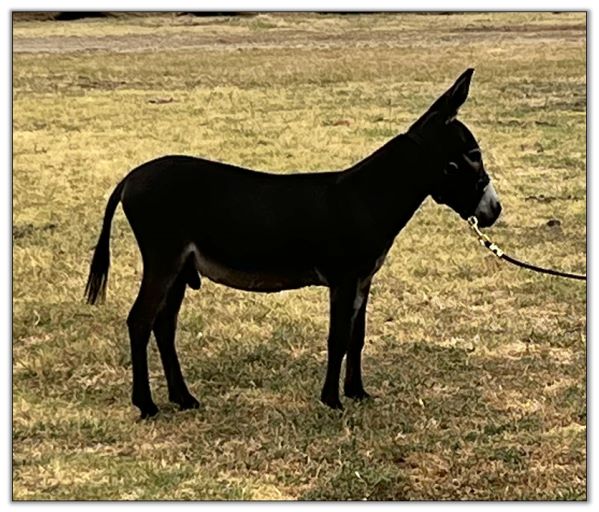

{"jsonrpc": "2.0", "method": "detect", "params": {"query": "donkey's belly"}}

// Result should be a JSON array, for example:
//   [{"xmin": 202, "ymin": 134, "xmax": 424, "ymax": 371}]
[{"xmin": 190, "ymin": 246, "xmax": 326, "ymax": 292}]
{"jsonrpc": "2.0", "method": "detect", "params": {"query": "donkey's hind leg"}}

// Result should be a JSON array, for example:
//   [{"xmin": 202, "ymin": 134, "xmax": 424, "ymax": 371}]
[
  {"xmin": 127, "ymin": 260, "xmax": 179, "ymax": 419},
  {"xmin": 153, "ymin": 265, "xmax": 200, "ymax": 411}
]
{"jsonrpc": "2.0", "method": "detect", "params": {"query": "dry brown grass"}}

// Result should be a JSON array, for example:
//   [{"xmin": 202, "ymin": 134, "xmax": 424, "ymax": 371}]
[{"xmin": 13, "ymin": 12, "xmax": 586, "ymax": 500}]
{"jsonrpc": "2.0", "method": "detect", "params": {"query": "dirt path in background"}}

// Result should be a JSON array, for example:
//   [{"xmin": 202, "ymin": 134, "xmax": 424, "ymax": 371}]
[
  {"xmin": 12, "ymin": 31, "xmax": 409, "ymax": 53},
  {"xmin": 13, "ymin": 22, "xmax": 585, "ymax": 54}
]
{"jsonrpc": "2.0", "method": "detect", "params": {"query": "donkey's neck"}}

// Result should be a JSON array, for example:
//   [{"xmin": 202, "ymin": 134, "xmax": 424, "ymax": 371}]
[{"xmin": 340, "ymin": 133, "xmax": 441, "ymax": 239}]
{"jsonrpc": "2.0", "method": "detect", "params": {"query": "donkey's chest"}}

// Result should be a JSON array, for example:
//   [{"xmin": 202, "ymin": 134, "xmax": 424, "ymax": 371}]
[{"xmin": 354, "ymin": 244, "xmax": 391, "ymax": 280}]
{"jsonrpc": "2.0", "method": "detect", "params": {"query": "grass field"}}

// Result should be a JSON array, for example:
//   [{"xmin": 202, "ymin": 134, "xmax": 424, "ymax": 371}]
[{"xmin": 12, "ymin": 12, "xmax": 586, "ymax": 500}]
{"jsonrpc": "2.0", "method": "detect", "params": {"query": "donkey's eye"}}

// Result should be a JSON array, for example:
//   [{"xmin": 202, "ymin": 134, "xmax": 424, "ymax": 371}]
[{"xmin": 446, "ymin": 161, "xmax": 460, "ymax": 174}]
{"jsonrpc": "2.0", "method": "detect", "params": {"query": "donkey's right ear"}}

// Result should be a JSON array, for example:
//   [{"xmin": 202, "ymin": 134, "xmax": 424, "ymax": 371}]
[
  {"xmin": 426, "ymin": 68, "xmax": 475, "ymax": 123},
  {"xmin": 409, "ymin": 68, "xmax": 474, "ymax": 132}
]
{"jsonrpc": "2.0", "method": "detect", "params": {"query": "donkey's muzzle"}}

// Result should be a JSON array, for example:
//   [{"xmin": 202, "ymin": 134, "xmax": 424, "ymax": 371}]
[{"xmin": 474, "ymin": 183, "xmax": 501, "ymax": 228}]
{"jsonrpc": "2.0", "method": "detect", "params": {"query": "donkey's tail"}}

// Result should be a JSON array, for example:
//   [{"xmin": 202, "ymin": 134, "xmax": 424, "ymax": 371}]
[{"xmin": 84, "ymin": 180, "xmax": 126, "ymax": 305}]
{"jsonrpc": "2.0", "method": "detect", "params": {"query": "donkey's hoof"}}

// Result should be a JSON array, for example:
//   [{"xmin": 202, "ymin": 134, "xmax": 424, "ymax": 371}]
[
  {"xmin": 320, "ymin": 393, "xmax": 343, "ymax": 410},
  {"xmin": 176, "ymin": 394, "xmax": 200, "ymax": 411},
  {"xmin": 138, "ymin": 402, "xmax": 159, "ymax": 420},
  {"xmin": 344, "ymin": 387, "xmax": 374, "ymax": 401}
]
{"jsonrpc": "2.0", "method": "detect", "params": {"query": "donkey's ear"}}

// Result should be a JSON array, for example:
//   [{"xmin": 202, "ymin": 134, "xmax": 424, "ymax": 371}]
[{"xmin": 427, "ymin": 68, "xmax": 474, "ymax": 123}]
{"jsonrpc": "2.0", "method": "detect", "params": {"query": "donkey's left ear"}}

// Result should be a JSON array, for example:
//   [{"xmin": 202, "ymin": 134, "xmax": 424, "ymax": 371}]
[{"xmin": 431, "ymin": 68, "xmax": 474, "ymax": 123}]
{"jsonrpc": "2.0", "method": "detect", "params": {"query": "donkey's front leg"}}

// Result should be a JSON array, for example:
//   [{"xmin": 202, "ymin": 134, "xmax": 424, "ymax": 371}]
[
  {"xmin": 344, "ymin": 279, "xmax": 372, "ymax": 400},
  {"xmin": 320, "ymin": 281, "xmax": 360, "ymax": 410}
]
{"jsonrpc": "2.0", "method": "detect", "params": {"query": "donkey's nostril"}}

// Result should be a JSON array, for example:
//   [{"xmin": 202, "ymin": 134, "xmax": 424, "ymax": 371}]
[{"xmin": 494, "ymin": 202, "xmax": 502, "ymax": 218}]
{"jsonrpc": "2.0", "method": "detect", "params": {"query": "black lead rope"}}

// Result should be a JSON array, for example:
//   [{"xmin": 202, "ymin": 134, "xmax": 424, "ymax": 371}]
[{"xmin": 467, "ymin": 217, "xmax": 586, "ymax": 281}]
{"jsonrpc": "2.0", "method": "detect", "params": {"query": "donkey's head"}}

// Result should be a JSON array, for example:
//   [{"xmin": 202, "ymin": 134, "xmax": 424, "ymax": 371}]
[{"xmin": 409, "ymin": 68, "xmax": 502, "ymax": 228}]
